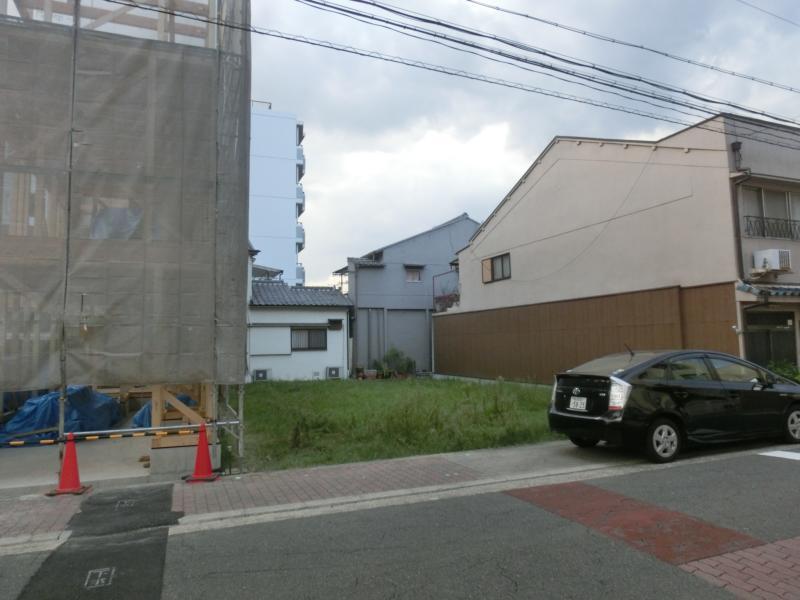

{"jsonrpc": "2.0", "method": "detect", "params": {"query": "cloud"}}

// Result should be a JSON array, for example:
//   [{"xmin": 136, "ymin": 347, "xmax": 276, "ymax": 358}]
[
  {"xmin": 247, "ymin": 0, "xmax": 800, "ymax": 285},
  {"xmin": 302, "ymin": 121, "xmax": 530, "ymax": 284}
]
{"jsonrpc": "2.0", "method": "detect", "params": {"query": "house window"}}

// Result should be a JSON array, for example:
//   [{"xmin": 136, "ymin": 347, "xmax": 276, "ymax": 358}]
[
  {"xmin": 405, "ymin": 267, "xmax": 422, "ymax": 282},
  {"xmin": 291, "ymin": 328, "xmax": 326, "ymax": 351},
  {"xmin": 742, "ymin": 186, "xmax": 800, "ymax": 239},
  {"xmin": 482, "ymin": 253, "xmax": 511, "ymax": 283}
]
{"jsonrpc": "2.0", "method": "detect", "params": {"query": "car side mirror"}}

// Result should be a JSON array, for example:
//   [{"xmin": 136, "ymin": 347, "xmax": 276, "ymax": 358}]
[{"xmin": 752, "ymin": 377, "xmax": 772, "ymax": 391}]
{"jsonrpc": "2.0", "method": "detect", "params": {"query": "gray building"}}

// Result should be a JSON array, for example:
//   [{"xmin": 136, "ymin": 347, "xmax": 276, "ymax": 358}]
[{"xmin": 335, "ymin": 214, "xmax": 479, "ymax": 372}]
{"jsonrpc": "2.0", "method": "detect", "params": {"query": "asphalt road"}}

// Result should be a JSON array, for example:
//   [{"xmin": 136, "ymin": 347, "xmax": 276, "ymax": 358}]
[
  {"xmin": 163, "ymin": 491, "xmax": 731, "ymax": 600},
  {"xmin": 4, "ymin": 442, "xmax": 800, "ymax": 600}
]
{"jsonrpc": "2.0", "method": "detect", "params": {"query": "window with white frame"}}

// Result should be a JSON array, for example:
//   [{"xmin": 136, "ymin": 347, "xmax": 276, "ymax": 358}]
[{"xmin": 291, "ymin": 328, "xmax": 326, "ymax": 351}]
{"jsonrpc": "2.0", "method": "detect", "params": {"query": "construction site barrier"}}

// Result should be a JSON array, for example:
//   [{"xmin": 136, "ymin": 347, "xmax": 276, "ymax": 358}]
[{"xmin": 0, "ymin": 421, "xmax": 240, "ymax": 448}]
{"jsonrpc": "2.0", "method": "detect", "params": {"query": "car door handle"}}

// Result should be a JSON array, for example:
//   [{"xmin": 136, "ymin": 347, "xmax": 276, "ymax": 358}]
[
  {"xmin": 727, "ymin": 392, "xmax": 740, "ymax": 401},
  {"xmin": 674, "ymin": 391, "xmax": 689, "ymax": 400}
]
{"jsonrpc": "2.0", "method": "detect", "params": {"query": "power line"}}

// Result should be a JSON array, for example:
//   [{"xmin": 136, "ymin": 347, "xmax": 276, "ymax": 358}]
[
  {"xmin": 733, "ymin": 0, "xmax": 800, "ymax": 29},
  {"xmin": 464, "ymin": 0, "xmax": 800, "ymax": 95},
  {"xmin": 103, "ymin": 0, "xmax": 800, "ymax": 153},
  {"xmin": 295, "ymin": 0, "xmax": 711, "ymax": 123},
  {"xmin": 342, "ymin": 0, "xmax": 800, "ymax": 127},
  {"xmin": 300, "ymin": 0, "xmax": 800, "ymax": 148}
]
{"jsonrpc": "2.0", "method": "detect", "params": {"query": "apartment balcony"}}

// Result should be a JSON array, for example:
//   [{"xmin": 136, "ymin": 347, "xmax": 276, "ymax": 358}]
[
  {"xmin": 296, "ymin": 223, "xmax": 305, "ymax": 252},
  {"xmin": 297, "ymin": 145, "xmax": 305, "ymax": 164},
  {"xmin": 296, "ymin": 185, "xmax": 305, "ymax": 216},
  {"xmin": 744, "ymin": 215, "xmax": 800, "ymax": 240},
  {"xmin": 296, "ymin": 263, "xmax": 306, "ymax": 284}
]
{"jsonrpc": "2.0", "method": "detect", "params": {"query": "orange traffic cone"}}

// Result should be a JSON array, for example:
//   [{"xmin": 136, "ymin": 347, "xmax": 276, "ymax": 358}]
[
  {"xmin": 184, "ymin": 422, "xmax": 219, "ymax": 483},
  {"xmin": 47, "ymin": 433, "xmax": 90, "ymax": 496}
]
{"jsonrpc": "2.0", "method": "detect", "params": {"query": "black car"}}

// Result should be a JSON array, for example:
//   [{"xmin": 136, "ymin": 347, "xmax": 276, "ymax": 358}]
[{"xmin": 548, "ymin": 350, "xmax": 800, "ymax": 462}]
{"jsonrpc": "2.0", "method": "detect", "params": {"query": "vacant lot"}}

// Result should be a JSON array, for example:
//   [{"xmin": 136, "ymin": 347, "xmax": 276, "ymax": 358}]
[{"xmin": 240, "ymin": 378, "xmax": 558, "ymax": 471}]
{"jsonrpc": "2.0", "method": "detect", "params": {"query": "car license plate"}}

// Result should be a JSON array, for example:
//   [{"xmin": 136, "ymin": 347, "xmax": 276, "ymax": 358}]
[{"xmin": 569, "ymin": 396, "xmax": 587, "ymax": 411}]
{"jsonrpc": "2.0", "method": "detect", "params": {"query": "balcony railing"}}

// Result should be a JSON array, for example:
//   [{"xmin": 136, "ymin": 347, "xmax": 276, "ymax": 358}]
[
  {"xmin": 296, "ymin": 185, "xmax": 305, "ymax": 216},
  {"xmin": 744, "ymin": 215, "xmax": 800, "ymax": 240}
]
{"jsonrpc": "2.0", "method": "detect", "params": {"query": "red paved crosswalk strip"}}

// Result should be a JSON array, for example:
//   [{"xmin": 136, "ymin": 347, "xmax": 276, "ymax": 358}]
[{"xmin": 507, "ymin": 482, "xmax": 762, "ymax": 564}]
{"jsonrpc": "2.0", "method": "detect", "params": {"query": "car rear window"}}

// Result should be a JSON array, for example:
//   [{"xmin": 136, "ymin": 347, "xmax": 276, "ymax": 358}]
[{"xmin": 569, "ymin": 352, "xmax": 662, "ymax": 376}]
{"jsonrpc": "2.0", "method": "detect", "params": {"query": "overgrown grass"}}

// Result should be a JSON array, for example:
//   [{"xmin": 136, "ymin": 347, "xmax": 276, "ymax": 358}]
[{"xmin": 241, "ymin": 378, "xmax": 560, "ymax": 471}]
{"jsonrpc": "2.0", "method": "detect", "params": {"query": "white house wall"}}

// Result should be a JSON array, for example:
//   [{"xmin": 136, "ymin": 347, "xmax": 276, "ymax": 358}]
[
  {"xmin": 456, "ymin": 136, "xmax": 738, "ymax": 313},
  {"xmin": 248, "ymin": 307, "xmax": 349, "ymax": 380}
]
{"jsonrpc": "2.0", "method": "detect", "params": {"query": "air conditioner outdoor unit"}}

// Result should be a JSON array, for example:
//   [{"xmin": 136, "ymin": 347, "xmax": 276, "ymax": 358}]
[
  {"xmin": 326, "ymin": 366, "xmax": 341, "ymax": 379},
  {"xmin": 753, "ymin": 249, "xmax": 791, "ymax": 273},
  {"xmin": 253, "ymin": 369, "xmax": 270, "ymax": 381}
]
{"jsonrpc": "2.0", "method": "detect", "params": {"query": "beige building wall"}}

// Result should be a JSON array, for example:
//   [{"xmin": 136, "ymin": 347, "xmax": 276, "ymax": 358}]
[
  {"xmin": 455, "ymin": 129, "xmax": 738, "ymax": 313},
  {"xmin": 725, "ymin": 118, "xmax": 800, "ymax": 182}
]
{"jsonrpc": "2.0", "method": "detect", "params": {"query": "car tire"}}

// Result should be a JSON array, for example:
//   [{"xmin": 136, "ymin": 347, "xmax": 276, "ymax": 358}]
[
  {"xmin": 645, "ymin": 418, "xmax": 681, "ymax": 463},
  {"xmin": 569, "ymin": 436, "xmax": 599, "ymax": 448},
  {"xmin": 784, "ymin": 406, "xmax": 800, "ymax": 444}
]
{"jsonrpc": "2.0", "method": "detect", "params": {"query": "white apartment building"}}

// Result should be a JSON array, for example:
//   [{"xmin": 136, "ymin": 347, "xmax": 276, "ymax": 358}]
[{"xmin": 250, "ymin": 102, "xmax": 307, "ymax": 286}]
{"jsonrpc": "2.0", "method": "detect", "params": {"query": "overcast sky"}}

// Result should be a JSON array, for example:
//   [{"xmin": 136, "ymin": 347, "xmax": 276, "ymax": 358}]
[{"xmin": 250, "ymin": 0, "xmax": 800, "ymax": 285}]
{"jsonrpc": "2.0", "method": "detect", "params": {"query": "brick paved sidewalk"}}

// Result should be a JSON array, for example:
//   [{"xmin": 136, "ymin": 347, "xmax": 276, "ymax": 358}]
[
  {"xmin": 172, "ymin": 454, "xmax": 482, "ymax": 516},
  {"xmin": 682, "ymin": 538, "xmax": 800, "ymax": 600},
  {"xmin": 0, "ymin": 494, "xmax": 82, "ymax": 542}
]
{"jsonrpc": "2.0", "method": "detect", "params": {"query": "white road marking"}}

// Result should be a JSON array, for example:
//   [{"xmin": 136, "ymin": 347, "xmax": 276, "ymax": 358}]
[
  {"xmin": 84, "ymin": 567, "xmax": 116, "ymax": 589},
  {"xmin": 759, "ymin": 450, "xmax": 800, "ymax": 460}
]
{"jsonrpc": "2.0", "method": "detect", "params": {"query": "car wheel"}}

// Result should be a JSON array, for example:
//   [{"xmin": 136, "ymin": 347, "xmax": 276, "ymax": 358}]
[
  {"xmin": 569, "ymin": 436, "xmax": 599, "ymax": 448},
  {"xmin": 645, "ymin": 418, "xmax": 681, "ymax": 463},
  {"xmin": 785, "ymin": 407, "xmax": 800, "ymax": 443}
]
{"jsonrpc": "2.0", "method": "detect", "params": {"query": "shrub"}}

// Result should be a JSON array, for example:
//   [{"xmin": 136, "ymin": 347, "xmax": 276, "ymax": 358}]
[
  {"xmin": 383, "ymin": 347, "xmax": 416, "ymax": 375},
  {"xmin": 768, "ymin": 360, "xmax": 800, "ymax": 382}
]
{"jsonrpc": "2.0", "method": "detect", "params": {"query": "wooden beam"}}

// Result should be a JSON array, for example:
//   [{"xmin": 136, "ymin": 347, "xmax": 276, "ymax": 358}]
[
  {"xmin": 20, "ymin": 0, "xmax": 207, "ymax": 38},
  {"xmin": 83, "ymin": 3, "xmax": 134, "ymax": 30},
  {"xmin": 151, "ymin": 385, "xmax": 163, "ymax": 427},
  {"xmin": 136, "ymin": 0, "xmax": 210, "ymax": 17},
  {"xmin": 201, "ymin": 383, "xmax": 216, "ymax": 421},
  {"xmin": 12, "ymin": 0, "xmax": 32, "ymax": 18},
  {"xmin": 163, "ymin": 389, "xmax": 204, "ymax": 424}
]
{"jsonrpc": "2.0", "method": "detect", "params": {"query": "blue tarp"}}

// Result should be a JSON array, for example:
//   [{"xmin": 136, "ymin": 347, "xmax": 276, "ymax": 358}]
[
  {"xmin": 132, "ymin": 393, "xmax": 196, "ymax": 428},
  {"xmin": 0, "ymin": 386, "xmax": 121, "ymax": 444}
]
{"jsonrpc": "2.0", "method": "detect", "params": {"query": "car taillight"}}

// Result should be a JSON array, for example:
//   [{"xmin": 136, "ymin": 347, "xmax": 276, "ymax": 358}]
[
  {"xmin": 550, "ymin": 379, "xmax": 557, "ymax": 408},
  {"xmin": 608, "ymin": 377, "xmax": 632, "ymax": 411}
]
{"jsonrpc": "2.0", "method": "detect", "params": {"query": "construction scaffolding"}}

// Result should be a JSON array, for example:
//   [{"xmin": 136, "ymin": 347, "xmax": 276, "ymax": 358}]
[{"xmin": 0, "ymin": 0, "xmax": 250, "ymax": 454}]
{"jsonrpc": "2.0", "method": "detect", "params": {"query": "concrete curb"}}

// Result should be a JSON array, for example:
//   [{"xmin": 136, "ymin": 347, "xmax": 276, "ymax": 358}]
[
  {"xmin": 0, "ymin": 531, "xmax": 71, "ymax": 557},
  {"xmin": 169, "ymin": 443, "xmax": 775, "ymax": 536}
]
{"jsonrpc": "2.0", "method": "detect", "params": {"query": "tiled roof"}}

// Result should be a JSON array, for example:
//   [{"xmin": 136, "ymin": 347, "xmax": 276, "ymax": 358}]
[
  {"xmin": 251, "ymin": 281, "xmax": 352, "ymax": 307},
  {"xmin": 737, "ymin": 282, "xmax": 800, "ymax": 297}
]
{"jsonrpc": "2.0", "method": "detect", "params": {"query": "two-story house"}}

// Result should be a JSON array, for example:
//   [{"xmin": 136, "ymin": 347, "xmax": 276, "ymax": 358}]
[
  {"xmin": 335, "ymin": 214, "xmax": 479, "ymax": 373},
  {"xmin": 434, "ymin": 114, "xmax": 800, "ymax": 382}
]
